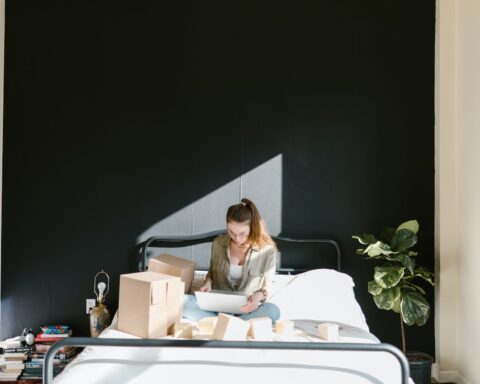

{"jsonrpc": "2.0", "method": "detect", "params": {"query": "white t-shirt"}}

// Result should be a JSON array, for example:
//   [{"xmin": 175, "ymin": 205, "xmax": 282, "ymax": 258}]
[{"xmin": 229, "ymin": 264, "xmax": 244, "ymax": 287}]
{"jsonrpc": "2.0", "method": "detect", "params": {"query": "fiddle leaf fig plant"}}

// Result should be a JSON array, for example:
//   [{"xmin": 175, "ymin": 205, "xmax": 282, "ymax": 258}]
[{"xmin": 353, "ymin": 220, "xmax": 434, "ymax": 354}]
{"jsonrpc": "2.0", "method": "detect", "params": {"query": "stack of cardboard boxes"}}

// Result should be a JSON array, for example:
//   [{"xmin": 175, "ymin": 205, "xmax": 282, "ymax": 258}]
[
  {"xmin": 117, "ymin": 254, "xmax": 195, "ymax": 338},
  {"xmin": 117, "ymin": 253, "xmax": 339, "ymax": 342}
]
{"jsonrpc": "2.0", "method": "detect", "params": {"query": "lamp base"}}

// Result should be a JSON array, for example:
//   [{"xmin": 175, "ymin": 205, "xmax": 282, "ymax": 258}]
[{"xmin": 89, "ymin": 304, "xmax": 111, "ymax": 337}]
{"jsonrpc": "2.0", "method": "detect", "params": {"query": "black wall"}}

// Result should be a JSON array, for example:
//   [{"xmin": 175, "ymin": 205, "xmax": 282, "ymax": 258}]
[{"xmin": 2, "ymin": 1, "xmax": 435, "ymax": 356}]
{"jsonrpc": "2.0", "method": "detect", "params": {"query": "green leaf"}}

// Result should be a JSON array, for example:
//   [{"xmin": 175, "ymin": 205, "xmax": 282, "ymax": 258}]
[
  {"xmin": 401, "ymin": 281, "xmax": 426, "ymax": 295},
  {"xmin": 378, "ymin": 227, "xmax": 396, "ymax": 244},
  {"xmin": 390, "ymin": 253, "xmax": 416, "ymax": 274},
  {"xmin": 401, "ymin": 291, "xmax": 430, "ymax": 326},
  {"xmin": 368, "ymin": 280, "xmax": 383, "ymax": 296},
  {"xmin": 352, "ymin": 233, "xmax": 377, "ymax": 245},
  {"xmin": 373, "ymin": 287, "xmax": 401, "ymax": 310},
  {"xmin": 356, "ymin": 248, "xmax": 366, "ymax": 255},
  {"xmin": 374, "ymin": 265, "xmax": 405, "ymax": 288},
  {"xmin": 364, "ymin": 241, "xmax": 395, "ymax": 257},
  {"xmin": 408, "ymin": 251, "xmax": 418, "ymax": 257},
  {"xmin": 392, "ymin": 294, "xmax": 401, "ymax": 313},
  {"xmin": 413, "ymin": 266, "xmax": 435, "ymax": 286},
  {"xmin": 391, "ymin": 229, "xmax": 417, "ymax": 252},
  {"xmin": 397, "ymin": 220, "xmax": 419, "ymax": 234}
]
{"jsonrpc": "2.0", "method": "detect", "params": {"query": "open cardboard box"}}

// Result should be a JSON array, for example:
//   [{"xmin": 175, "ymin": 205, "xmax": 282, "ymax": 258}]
[
  {"xmin": 118, "ymin": 271, "xmax": 184, "ymax": 338},
  {"xmin": 148, "ymin": 253, "xmax": 196, "ymax": 293}
]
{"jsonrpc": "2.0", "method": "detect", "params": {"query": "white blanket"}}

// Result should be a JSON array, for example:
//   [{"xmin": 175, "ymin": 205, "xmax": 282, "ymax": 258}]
[
  {"xmin": 53, "ymin": 321, "xmax": 411, "ymax": 384},
  {"xmin": 52, "ymin": 270, "xmax": 411, "ymax": 383}
]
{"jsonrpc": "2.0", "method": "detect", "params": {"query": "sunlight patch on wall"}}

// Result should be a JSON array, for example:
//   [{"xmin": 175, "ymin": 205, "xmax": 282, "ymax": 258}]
[{"xmin": 137, "ymin": 155, "xmax": 282, "ymax": 268}]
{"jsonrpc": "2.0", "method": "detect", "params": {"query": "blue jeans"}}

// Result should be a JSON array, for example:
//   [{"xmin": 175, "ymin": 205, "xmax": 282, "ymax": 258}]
[{"xmin": 183, "ymin": 294, "xmax": 280, "ymax": 322}]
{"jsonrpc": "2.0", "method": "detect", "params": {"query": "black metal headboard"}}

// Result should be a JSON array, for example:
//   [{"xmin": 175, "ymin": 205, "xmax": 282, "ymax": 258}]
[{"xmin": 137, "ymin": 230, "xmax": 341, "ymax": 273}]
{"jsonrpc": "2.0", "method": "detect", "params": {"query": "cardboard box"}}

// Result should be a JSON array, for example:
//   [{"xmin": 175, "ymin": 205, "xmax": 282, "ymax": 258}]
[
  {"xmin": 148, "ymin": 253, "xmax": 196, "ymax": 293},
  {"xmin": 170, "ymin": 321, "xmax": 193, "ymax": 339},
  {"xmin": 198, "ymin": 316, "xmax": 218, "ymax": 335},
  {"xmin": 118, "ymin": 271, "xmax": 184, "ymax": 338},
  {"xmin": 275, "ymin": 320, "xmax": 294, "ymax": 337},
  {"xmin": 248, "ymin": 317, "xmax": 273, "ymax": 340},
  {"xmin": 213, "ymin": 313, "xmax": 249, "ymax": 341},
  {"xmin": 192, "ymin": 329, "xmax": 214, "ymax": 340},
  {"xmin": 318, "ymin": 323, "xmax": 339, "ymax": 341}
]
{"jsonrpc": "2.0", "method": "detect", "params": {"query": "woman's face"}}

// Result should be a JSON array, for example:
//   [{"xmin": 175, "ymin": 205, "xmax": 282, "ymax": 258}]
[{"xmin": 227, "ymin": 221, "xmax": 251, "ymax": 247}]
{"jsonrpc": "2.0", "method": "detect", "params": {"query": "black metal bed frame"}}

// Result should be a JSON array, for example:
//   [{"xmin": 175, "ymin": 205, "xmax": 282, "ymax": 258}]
[
  {"xmin": 43, "ymin": 231, "xmax": 409, "ymax": 383},
  {"xmin": 137, "ymin": 229, "xmax": 342, "ymax": 272}
]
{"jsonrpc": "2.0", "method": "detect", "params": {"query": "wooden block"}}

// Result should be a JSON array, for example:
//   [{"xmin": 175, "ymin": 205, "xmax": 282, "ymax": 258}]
[
  {"xmin": 318, "ymin": 323, "xmax": 339, "ymax": 341},
  {"xmin": 192, "ymin": 329, "xmax": 214, "ymax": 340},
  {"xmin": 172, "ymin": 321, "xmax": 193, "ymax": 339},
  {"xmin": 275, "ymin": 320, "xmax": 294, "ymax": 336},
  {"xmin": 198, "ymin": 317, "xmax": 218, "ymax": 335},
  {"xmin": 248, "ymin": 317, "xmax": 273, "ymax": 340},
  {"xmin": 213, "ymin": 313, "xmax": 249, "ymax": 341}
]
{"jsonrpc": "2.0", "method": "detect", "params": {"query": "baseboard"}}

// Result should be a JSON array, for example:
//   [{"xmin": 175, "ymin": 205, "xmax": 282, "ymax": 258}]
[{"xmin": 431, "ymin": 363, "xmax": 472, "ymax": 384}]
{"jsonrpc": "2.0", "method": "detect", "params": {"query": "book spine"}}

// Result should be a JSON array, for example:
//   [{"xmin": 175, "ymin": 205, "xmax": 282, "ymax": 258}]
[
  {"xmin": 2, "ymin": 346, "xmax": 33, "ymax": 353},
  {"xmin": 39, "ymin": 333, "xmax": 70, "ymax": 339},
  {"xmin": 29, "ymin": 357, "xmax": 71, "ymax": 364}
]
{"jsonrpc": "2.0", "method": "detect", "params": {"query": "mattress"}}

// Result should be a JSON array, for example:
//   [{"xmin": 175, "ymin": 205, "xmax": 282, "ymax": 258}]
[
  {"xmin": 51, "ymin": 270, "xmax": 412, "ymax": 383},
  {"xmin": 52, "ymin": 320, "xmax": 411, "ymax": 384}
]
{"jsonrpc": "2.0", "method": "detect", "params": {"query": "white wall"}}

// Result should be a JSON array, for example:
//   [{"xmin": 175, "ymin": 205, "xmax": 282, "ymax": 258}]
[
  {"xmin": 435, "ymin": 0, "xmax": 459, "ymax": 379},
  {"xmin": 435, "ymin": 0, "xmax": 480, "ymax": 383},
  {"xmin": 455, "ymin": 0, "xmax": 480, "ymax": 382},
  {"xmin": 0, "ymin": 0, "xmax": 4, "ymax": 330}
]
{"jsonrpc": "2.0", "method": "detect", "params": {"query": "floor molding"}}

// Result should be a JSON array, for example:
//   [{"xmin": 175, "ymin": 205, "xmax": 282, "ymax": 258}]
[{"xmin": 432, "ymin": 363, "xmax": 472, "ymax": 384}]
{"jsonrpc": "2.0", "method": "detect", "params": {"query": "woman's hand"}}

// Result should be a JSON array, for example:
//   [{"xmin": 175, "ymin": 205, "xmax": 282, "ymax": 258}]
[
  {"xmin": 240, "ymin": 291, "xmax": 263, "ymax": 313},
  {"xmin": 199, "ymin": 279, "xmax": 212, "ymax": 292}
]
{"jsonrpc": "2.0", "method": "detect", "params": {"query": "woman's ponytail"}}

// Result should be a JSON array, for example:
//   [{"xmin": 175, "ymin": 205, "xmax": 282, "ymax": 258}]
[{"xmin": 227, "ymin": 198, "xmax": 276, "ymax": 249}]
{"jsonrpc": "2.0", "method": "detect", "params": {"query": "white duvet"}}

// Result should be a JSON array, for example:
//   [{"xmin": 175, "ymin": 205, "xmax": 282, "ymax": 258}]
[
  {"xmin": 53, "ymin": 324, "xmax": 410, "ymax": 384},
  {"xmin": 52, "ymin": 270, "xmax": 412, "ymax": 384}
]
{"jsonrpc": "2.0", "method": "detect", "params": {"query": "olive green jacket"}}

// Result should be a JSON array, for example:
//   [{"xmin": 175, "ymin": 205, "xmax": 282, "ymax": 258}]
[{"xmin": 208, "ymin": 234, "xmax": 277, "ymax": 295}]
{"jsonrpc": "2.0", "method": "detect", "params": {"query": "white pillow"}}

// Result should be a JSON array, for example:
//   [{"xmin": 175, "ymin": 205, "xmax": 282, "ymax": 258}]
[
  {"xmin": 269, "ymin": 273, "xmax": 296, "ymax": 297},
  {"xmin": 268, "ymin": 269, "xmax": 370, "ymax": 332}
]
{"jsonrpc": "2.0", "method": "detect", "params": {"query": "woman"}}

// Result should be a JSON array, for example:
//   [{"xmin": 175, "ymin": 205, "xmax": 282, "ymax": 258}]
[{"xmin": 184, "ymin": 198, "xmax": 280, "ymax": 322}]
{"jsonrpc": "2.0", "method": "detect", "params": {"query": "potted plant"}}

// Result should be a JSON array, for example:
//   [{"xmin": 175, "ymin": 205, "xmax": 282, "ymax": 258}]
[{"xmin": 352, "ymin": 220, "xmax": 435, "ymax": 384}]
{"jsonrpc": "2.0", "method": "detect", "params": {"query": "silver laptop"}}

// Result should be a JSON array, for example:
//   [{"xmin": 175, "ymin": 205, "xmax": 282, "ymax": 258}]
[{"xmin": 195, "ymin": 290, "xmax": 248, "ymax": 315}]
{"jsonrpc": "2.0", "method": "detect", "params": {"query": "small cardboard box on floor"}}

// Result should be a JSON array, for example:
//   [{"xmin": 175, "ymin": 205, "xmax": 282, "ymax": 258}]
[
  {"xmin": 148, "ymin": 253, "xmax": 196, "ymax": 293},
  {"xmin": 118, "ymin": 271, "xmax": 184, "ymax": 338}
]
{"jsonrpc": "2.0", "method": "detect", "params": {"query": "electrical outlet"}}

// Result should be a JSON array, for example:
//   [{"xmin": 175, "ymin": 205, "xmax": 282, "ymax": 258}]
[{"xmin": 86, "ymin": 298, "xmax": 96, "ymax": 314}]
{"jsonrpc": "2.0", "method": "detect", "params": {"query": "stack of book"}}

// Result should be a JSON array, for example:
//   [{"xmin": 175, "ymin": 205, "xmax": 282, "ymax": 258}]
[
  {"xmin": 21, "ymin": 348, "xmax": 77, "ymax": 380},
  {"xmin": 34, "ymin": 328, "xmax": 73, "ymax": 353},
  {"xmin": 20, "ymin": 325, "xmax": 77, "ymax": 380},
  {"xmin": 0, "ymin": 346, "xmax": 30, "ymax": 381}
]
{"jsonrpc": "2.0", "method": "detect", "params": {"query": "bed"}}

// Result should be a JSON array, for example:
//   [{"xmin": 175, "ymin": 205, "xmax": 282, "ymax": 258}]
[{"xmin": 44, "ymin": 231, "xmax": 411, "ymax": 384}]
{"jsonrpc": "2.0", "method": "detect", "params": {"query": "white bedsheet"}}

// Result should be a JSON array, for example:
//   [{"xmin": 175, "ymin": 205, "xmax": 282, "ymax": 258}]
[
  {"xmin": 53, "ymin": 322, "xmax": 412, "ymax": 384},
  {"xmin": 53, "ymin": 269, "xmax": 412, "ymax": 383}
]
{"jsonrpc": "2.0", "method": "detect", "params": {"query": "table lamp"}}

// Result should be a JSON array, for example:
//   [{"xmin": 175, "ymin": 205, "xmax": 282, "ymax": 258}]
[{"xmin": 89, "ymin": 270, "xmax": 111, "ymax": 337}]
